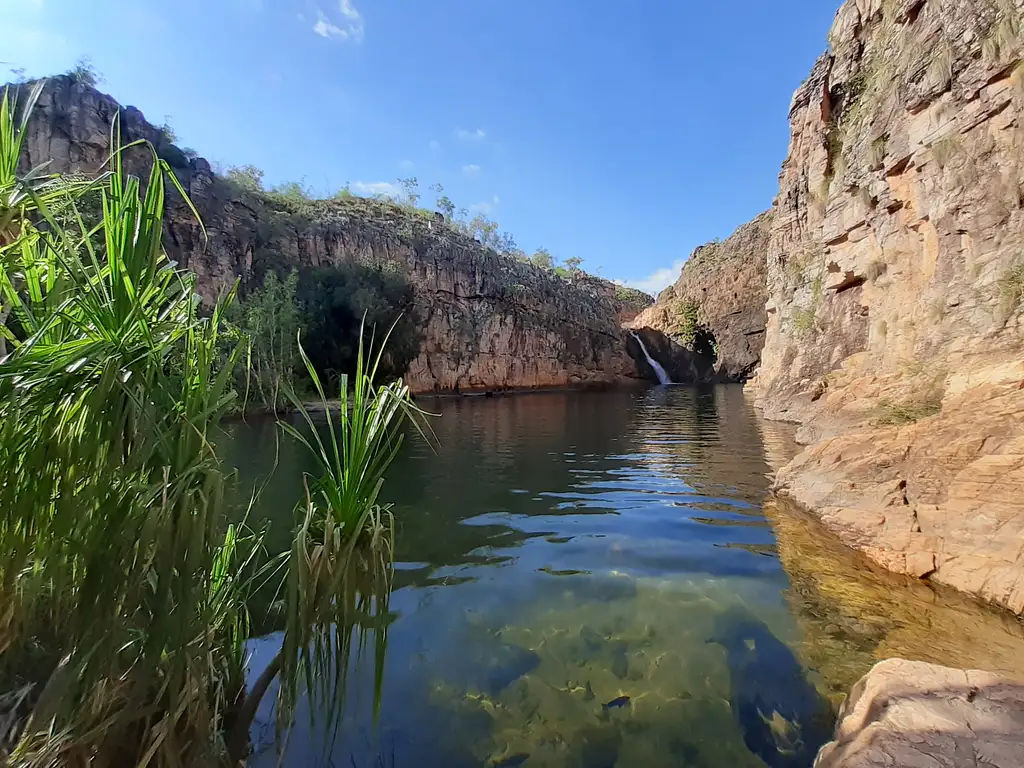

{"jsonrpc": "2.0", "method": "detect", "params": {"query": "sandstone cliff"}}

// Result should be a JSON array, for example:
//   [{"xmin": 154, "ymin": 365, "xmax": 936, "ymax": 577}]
[
  {"xmin": 750, "ymin": 0, "xmax": 1024, "ymax": 612},
  {"xmin": 17, "ymin": 76, "xmax": 652, "ymax": 394},
  {"xmin": 629, "ymin": 212, "xmax": 772, "ymax": 382}
]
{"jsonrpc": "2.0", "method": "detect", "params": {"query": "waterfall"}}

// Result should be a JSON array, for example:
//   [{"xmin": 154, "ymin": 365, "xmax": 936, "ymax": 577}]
[{"xmin": 630, "ymin": 332, "xmax": 672, "ymax": 385}]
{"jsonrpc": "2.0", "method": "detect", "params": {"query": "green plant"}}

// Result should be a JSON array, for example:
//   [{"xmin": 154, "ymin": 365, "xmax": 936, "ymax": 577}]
[
  {"xmin": 225, "ymin": 163, "xmax": 265, "ymax": 192},
  {"xmin": 238, "ymin": 269, "xmax": 302, "ymax": 411},
  {"xmin": 998, "ymin": 261, "xmax": 1024, "ymax": 313},
  {"xmin": 295, "ymin": 263, "xmax": 420, "ymax": 388},
  {"xmin": 0, "ymin": 84, "xmax": 425, "ymax": 766},
  {"xmin": 673, "ymin": 298, "xmax": 701, "ymax": 346},
  {"xmin": 869, "ymin": 136, "xmax": 887, "ymax": 169},
  {"xmin": 235, "ymin": 325, "xmax": 432, "ymax": 756},
  {"xmin": 931, "ymin": 133, "xmax": 961, "ymax": 169},
  {"xmin": 792, "ymin": 307, "xmax": 817, "ymax": 335},
  {"xmin": 270, "ymin": 180, "xmax": 314, "ymax": 203},
  {"xmin": 530, "ymin": 247, "xmax": 554, "ymax": 270},
  {"xmin": 397, "ymin": 176, "xmax": 420, "ymax": 207},
  {"xmin": 1, "ymin": 92, "xmax": 254, "ymax": 766},
  {"xmin": 159, "ymin": 115, "xmax": 178, "ymax": 143},
  {"xmin": 65, "ymin": 57, "xmax": 102, "ymax": 87},
  {"xmin": 876, "ymin": 394, "xmax": 943, "ymax": 425}
]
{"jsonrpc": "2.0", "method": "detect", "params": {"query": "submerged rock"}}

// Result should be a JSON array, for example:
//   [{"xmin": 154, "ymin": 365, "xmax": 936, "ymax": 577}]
[
  {"xmin": 709, "ymin": 607, "xmax": 833, "ymax": 768},
  {"xmin": 479, "ymin": 643, "xmax": 542, "ymax": 696},
  {"xmin": 815, "ymin": 659, "xmax": 1024, "ymax": 768}
]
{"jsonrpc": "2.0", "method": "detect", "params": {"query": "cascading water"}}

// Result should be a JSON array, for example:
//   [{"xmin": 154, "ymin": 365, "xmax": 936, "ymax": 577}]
[{"xmin": 630, "ymin": 331, "xmax": 673, "ymax": 385}]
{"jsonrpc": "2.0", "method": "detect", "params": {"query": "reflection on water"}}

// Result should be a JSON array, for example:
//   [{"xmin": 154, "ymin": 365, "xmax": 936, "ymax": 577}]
[{"xmin": 219, "ymin": 387, "xmax": 1024, "ymax": 767}]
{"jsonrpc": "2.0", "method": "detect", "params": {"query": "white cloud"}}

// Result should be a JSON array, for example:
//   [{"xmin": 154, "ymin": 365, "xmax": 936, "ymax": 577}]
[
  {"xmin": 455, "ymin": 127, "xmax": 486, "ymax": 142},
  {"xmin": 351, "ymin": 181, "xmax": 400, "ymax": 198},
  {"xmin": 397, "ymin": 159, "xmax": 414, "ymax": 171},
  {"xmin": 618, "ymin": 259, "xmax": 686, "ymax": 296},
  {"xmin": 468, "ymin": 195, "xmax": 500, "ymax": 215},
  {"xmin": 461, "ymin": 164, "xmax": 481, "ymax": 175},
  {"xmin": 313, "ymin": 0, "xmax": 364, "ymax": 42}
]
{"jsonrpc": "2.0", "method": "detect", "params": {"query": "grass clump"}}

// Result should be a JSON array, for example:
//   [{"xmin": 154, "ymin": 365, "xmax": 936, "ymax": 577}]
[
  {"xmin": 998, "ymin": 261, "xmax": 1024, "ymax": 313},
  {"xmin": 931, "ymin": 133, "xmax": 961, "ymax": 169},
  {"xmin": 792, "ymin": 307, "xmax": 818, "ymax": 336},
  {"xmin": 875, "ymin": 394, "xmax": 943, "ymax": 425},
  {"xmin": 869, "ymin": 136, "xmax": 887, "ymax": 170}
]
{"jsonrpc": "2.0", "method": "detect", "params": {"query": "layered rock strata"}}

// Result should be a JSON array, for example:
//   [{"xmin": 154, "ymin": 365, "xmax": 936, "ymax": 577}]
[
  {"xmin": 750, "ymin": 0, "xmax": 1024, "ymax": 612},
  {"xmin": 629, "ymin": 211, "xmax": 772, "ymax": 381},
  {"xmin": 17, "ymin": 76, "xmax": 652, "ymax": 394}
]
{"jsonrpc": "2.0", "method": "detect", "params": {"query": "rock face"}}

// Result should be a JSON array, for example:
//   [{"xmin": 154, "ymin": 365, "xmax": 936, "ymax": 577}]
[
  {"xmin": 625, "ymin": 327, "xmax": 717, "ymax": 384},
  {"xmin": 629, "ymin": 212, "xmax": 772, "ymax": 381},
  {"xmin": 17, "ymin": 76, "xmax": 652, "ymax": 394},
  {"xmin": 815, "ymin": 659, "xmax": 1024, "ymax": 767},
  {"xmin": 749, "ymin": 0, "xmax": 1024, "ymax": 611}
]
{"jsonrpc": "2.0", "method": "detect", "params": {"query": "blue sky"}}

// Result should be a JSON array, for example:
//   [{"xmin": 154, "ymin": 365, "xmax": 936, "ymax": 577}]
[{"xmin": 2, "ymin": 0, "xmax": 838, "ymax": 294}]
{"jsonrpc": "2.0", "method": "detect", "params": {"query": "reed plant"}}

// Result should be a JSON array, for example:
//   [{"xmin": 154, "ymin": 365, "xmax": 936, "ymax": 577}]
[{"xmin": 0, "ymin": 81, "xmax": 426, "ymax": 767}]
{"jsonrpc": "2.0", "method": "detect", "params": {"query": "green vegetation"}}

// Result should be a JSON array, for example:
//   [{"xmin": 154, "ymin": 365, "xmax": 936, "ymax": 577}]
[
  {"xmin": 876, "ymin": 394, "xmax": 943, "ymax": 425},
  {"xmin": 998, "ymin": 261, "xmax": 1024, "ymax": 314},
  {"xmin": 65, "ymin": 56, "xmax": 102, "ymax": 87},
  {"xmin": 236, "ymin": 268, "xmax": 301, "ymax": 412},
  {"xmin": 672, "ymin": 298, "xmax": 701, "ymax": 346},
  {"xmin": 792, "ymin": 307, "xmax": 818, "ymax": 335},
  {"xmin": 981, "ymin": 3, "xmax": 1021, "ymax": 64},
  {"xmin": 530, "ymin": 247, "xmax": 554, "ymax": 269},
  {"xmin": 227, "ymin": 261, "xmax": 419, "ymax": 410},
  {"xmin": 931, "ymin": 133, "xmax": 961, "ymax": 169},
  {"xmin": 225, "ymin": 162, "xmax": 265, "ymax": 192},
  {"xmin": 869, "ymin": 136, "xmax": 887, "ymax": 169},
  {"xmin": 0, "ymin": 84, "xmax": 424, "ymax": 766},
  {"xmin": 614, "ymin": 283, "xmax": 651, "ymax": 311},
  {"xmin": 294, "ymin": 262, "xmax": 419, "ymax": 388}
]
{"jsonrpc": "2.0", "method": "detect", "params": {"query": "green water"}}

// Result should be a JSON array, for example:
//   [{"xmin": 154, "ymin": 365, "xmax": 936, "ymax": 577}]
[{"xmin": 222, "ymin": 386, "xmax": 1024, "ymax": 768}]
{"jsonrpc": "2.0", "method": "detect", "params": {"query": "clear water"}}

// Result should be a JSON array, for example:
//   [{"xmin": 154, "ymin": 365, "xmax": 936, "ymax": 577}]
[{"xmin": 220, "ymin": 386, "xmax": 1024, "ymax": 768}]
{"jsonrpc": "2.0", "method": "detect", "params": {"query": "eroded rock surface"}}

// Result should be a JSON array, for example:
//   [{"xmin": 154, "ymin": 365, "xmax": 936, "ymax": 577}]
[
  {"xmin": 749, "ymin": 0, "xmax": 1024, "ymax": 611},
  {"xmin": 630, "ymin": 212, "xmax": 772, "ymax": 381},
  {"xmin": 815, "ymin": 659, "xmax": 1024, "ymax": 768},
  {"xmin": 17, "ymin": 76, "xmax": 651, "ymax": 394}
]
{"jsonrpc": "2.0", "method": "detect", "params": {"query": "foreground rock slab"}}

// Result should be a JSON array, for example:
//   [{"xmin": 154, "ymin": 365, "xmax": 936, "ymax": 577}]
[{"xmin": 816, "ymin": 659, "xmax": 1024, "ymax": 768}]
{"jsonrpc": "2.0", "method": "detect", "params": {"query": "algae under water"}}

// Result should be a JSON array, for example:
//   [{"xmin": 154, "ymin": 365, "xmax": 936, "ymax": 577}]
[{"xmin": 221, "ymin": 386, "xmax": 1024, "ymax": 767}]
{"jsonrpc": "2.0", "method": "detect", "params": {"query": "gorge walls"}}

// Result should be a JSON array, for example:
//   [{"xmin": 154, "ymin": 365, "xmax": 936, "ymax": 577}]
[
  {"xmin": 17, "ymin": 76, "xmax": 652, "ymax": 394},
  {"xmin": 629, "ymin": 212, "xmax": 772, "ymax": 382},
  {"xmin": 750, "ymin": 0, "xmax": 1024, "ymax": 612}
]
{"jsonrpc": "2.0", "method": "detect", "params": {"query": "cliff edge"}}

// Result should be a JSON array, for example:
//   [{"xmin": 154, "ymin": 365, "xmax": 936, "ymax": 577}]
[
  {"xmin": 750, "ymin": 0, "xmax": 1024, "ymax": 612},
  {"xmin": 17, "ymin": 76, "xmax": 652, "ymax": 394}
]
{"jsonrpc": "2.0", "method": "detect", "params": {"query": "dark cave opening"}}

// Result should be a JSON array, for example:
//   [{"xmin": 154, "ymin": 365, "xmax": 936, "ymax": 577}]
[{"xmin": 693, "ymin": 325, "xmax": 718, "ymax": 366}]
